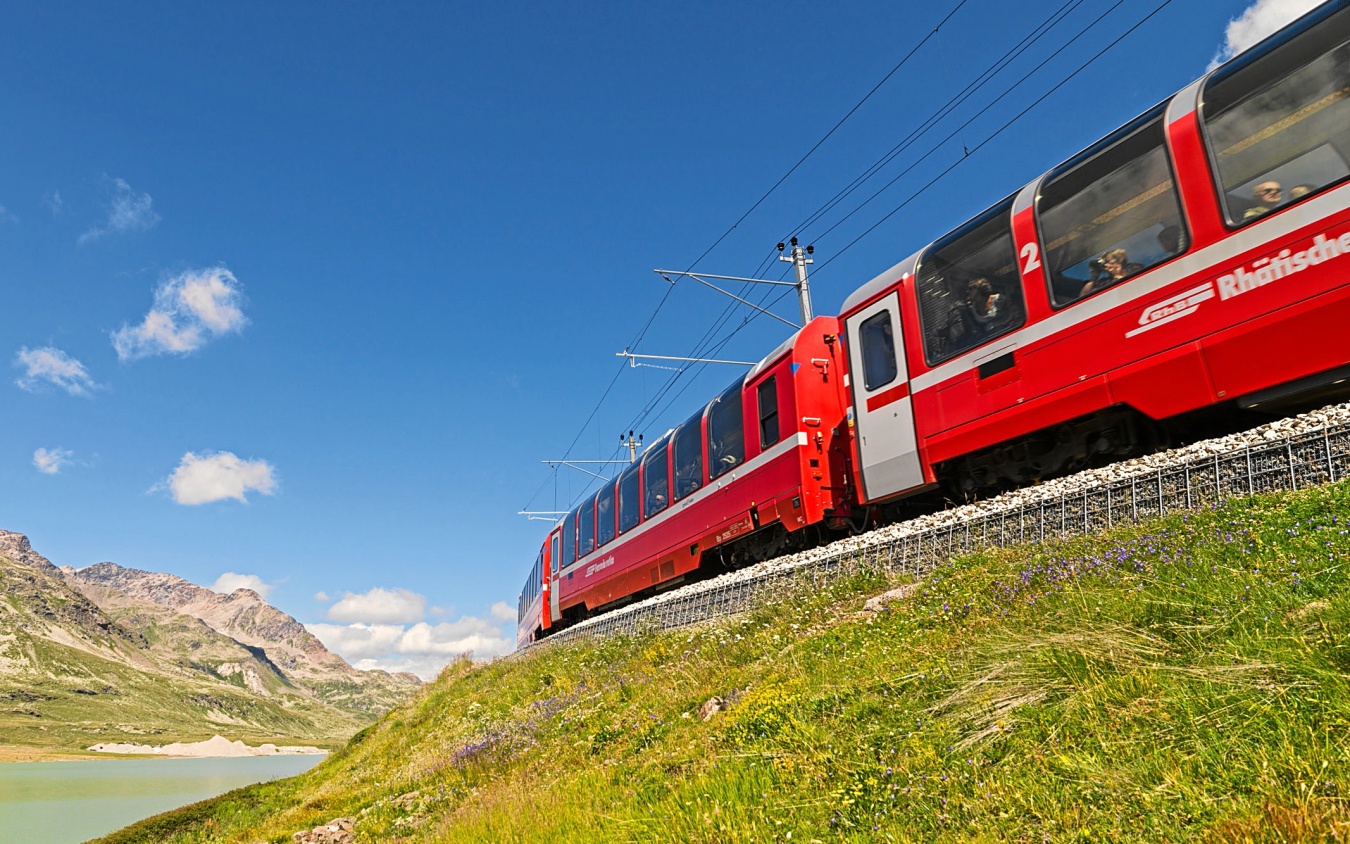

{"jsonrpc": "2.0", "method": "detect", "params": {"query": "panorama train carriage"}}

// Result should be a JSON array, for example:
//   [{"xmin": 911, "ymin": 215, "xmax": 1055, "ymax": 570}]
[
  {"xmin": 516, "ymin": 549, "xmax": 545, "ymax": 649},
  {"xmin": 840, "ymin": 0, "xmax": 1350, "ymax": 505},
  {"xmin": 519, "ymin": 316, "xmax": 853, "ymax": 642},
  {"xmin": 519, "ymin": 1, "xmax": 1350, "ymax": 645}
]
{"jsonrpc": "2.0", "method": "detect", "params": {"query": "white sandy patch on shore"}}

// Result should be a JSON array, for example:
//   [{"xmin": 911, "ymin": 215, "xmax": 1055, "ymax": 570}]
[{"xmin": 88, "ymin": 734, "xmax": 326, "ymax": 757}]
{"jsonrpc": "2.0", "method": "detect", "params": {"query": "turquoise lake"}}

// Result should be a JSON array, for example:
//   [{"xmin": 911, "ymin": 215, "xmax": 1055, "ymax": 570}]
[{"xmin": 0, "ymin": 755, "xmax": 324, "ymax": 843}]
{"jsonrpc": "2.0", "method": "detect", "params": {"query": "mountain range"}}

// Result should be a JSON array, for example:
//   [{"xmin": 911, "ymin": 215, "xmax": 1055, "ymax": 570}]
[{"xmin": 0, "ymin": 530, "xmax": 421, "ymax": 755}]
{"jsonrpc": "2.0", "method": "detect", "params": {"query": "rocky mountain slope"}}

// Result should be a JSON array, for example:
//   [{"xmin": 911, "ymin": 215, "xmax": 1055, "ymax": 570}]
[{"xmin": 0, "ymin": 530, "xmax": 420, "ymax": 755}]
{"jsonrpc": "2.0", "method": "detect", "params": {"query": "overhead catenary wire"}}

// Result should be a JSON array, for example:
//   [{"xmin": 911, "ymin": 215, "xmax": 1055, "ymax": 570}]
[
  {"xmin": 619, "ymin": 0, "xmax": 1146, "ymax": 440},
  {"xmin": 521, "ymin": 1, "xmax": 976, "ymax": 515},
  {"xmin": 816, "ymin": 0, "xmax": 1175, "ymax": 270},
  {"xmin": 573, "ymin": 0, "xmax": 1173, "ymax": 504},
  {"xmin": 525, "ymin": 0, "xmax": 1178, "ymax": 515}
]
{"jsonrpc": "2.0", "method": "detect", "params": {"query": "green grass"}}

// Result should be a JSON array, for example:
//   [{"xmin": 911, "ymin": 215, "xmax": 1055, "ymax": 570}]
[{"xmin": 94, "ymin": 481, "xmax": 1350, "ymax": 843}]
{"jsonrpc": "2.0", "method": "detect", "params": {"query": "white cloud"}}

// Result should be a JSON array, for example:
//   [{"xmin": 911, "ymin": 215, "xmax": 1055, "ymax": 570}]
[
  {"xmin": 490, "ymin": 601, "xmax": 516, "ymax": 621},
  {"xmin": 45, "ymin": 190, "xmax": 62, "ymax": 216},
  {"xmin": 0, "ymin": 203, "xmax": 16, "ymax": 224},
  {"xmin": 314, "ymin": 591, "xmax": 330, "ymax": 602},
  {"xmin": 1211, "ymin": 0, "xmax": 1322, "ymax": 68},
  {"xmin": 14, "ymin": 346, "xmax": 101, "ymax": 396},
  {"xmin": 79, "ymin": 177, "xmax": 159, "ymax": 244},
  {"xmin": 395, "ymin": 618, "xmax": 510, "ymax": 657},
  {"xmin": 308, "ymin": 614, "xmax": 514, "ymax": 681},
  {"xmin": 308, "ymin": 622, "xmax": 408, "ymax": 661},
  {"xmin": 112, "ymin": 267, "xmax": 248, "ymax": 361},
  {"xmin": 33, "ymin": 447, "xmax": 75, "ymax": 475},
  {"xmin": 327, "ymin": 587, "xmax": 427, "ymax": 624},
  {"xmin": 211, "ymin": 572, "xmax": 274, "ymax": 599},
  {"xmin": 163, "ymin": 451, "xmax": 277, "ymax": 505}
]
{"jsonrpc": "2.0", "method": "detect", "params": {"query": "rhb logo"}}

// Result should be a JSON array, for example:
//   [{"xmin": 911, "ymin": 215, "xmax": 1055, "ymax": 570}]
[
  {"xmin": 585, "ymin": 556, "xmax": 615, "ymax": 577},
  {"xmin": 1124, "ymin": 282, "xmax": 1216, "ymax": 338}
]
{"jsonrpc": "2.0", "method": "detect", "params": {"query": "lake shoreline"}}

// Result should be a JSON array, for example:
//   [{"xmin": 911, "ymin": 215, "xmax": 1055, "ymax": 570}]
[{"xmin": 0, "ymin": 736, "xmax": 333, "ymax": 764}]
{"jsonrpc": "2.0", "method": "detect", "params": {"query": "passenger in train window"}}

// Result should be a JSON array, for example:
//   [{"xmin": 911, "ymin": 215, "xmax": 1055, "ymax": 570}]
[
  {"xmin": 1243, "ymin": 181, "xmax": 1283, "ymax": 219},
  {"xmin": 1290, "ymin": 183, "xmax": 1314, "ymax": 199},
  {"xmin": 1083, "ymin": 248, "xmax": 1143, "ymax": 295},
  {"xmin": 942, "ymin": 278, "xmax": 1006, "ymax": 353}
]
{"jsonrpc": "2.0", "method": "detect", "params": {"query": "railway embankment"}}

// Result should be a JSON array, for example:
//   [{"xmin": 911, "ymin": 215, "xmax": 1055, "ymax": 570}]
[{"xmin": 95, "ymin": 473, "xmax": 1350, "ymax": 842}]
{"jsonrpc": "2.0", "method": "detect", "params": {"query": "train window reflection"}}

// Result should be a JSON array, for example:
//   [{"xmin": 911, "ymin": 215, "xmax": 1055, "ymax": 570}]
[
  {"xmin": 596, "ymin": 482, "xmax": 615, "ymax": 547},
  {"xmin": 1202, "ymin": 9, "xmax": 1350, "ymax": 226},
  {"xmin": 1038, "ymin": 113, "xmax": 1186, "ymax": 307},
  {"xmin": 643, "ymin": 440, "xmax": 670, "ymax": 518},
  {"xmin": 915, "ymin": 198, "xmax": 1024, "ymax": 364},
  {"xmin": 707, "ymin": 380, "xmax": 745, "ymax": 481},
  {"xmin": 673, "ymin": 412, "xmax": 704, "ymax": 501},
  {"xmin": 578, "ymin": 496, "xmax": 595, "ymax": 557},
  {"xmin": 617, "ymin": 464, "xmax": 640, "ymax": 534},
  {"xmin": 561, "ymin": 510, "xmax": 576, "ymax": 569}
]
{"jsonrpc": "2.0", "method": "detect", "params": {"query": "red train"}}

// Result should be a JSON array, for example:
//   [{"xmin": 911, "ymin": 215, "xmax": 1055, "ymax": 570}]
[{"xmin": 519, "ymin": 0, "xmax": 1350, "ymax": 647}]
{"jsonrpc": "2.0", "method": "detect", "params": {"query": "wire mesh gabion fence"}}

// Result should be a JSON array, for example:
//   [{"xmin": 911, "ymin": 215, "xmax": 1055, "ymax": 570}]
[{"xmin": 530, "ymin": 418, "xmax": 1350, "ymax": 650}]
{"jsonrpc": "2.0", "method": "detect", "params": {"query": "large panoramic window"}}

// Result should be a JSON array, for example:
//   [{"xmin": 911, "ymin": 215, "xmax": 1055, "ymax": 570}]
[
  {"xmin": 707, "ymin": 380, "xmax": 745, "ymax": 480},
  {"xmin": 673, "ymin": 411, "xmax": 705, "ymax": 501},
  {"xmin": 596, "ymin": 482, "xmax": 615, "ymax": 547},
  {"xmin": 617, "ymin": 463, "xmax": 640, "ymax": 534},
  {"xmin": 578, "ymin": 496, "xmax": 595, "ymax": 557},
  {"xmin": 915, "ymin": 198, "xmax": 1025, "ymax": 363},
  {"xmin": 643, "ymin": 440, "xmax": 670, "ymax": 518},
  {"xmin": 1202, "ymin": 7, "xmax": 1350, "ymax": 226},
  {"xmin": 1038, "ymin": 114, "xmax": 1185, "ymax": 307},
  {"xmin": 561, "ymin": 510, "xmax": 576, "ymax": 569}
]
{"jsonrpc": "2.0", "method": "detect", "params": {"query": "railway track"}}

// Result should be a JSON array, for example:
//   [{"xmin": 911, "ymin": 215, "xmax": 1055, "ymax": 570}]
[{"xmin": 529, "ymin": 400, "xmax": 1350, "ymax": 649}]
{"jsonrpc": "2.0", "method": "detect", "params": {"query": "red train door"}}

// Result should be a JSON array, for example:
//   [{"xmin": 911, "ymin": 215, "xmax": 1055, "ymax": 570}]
[{"xmin": 844, "ymin": 290, "xmax": 924, "ymax": 502}]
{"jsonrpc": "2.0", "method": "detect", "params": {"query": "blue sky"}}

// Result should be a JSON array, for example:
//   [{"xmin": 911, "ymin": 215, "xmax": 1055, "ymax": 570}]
[{"xmin": 0, "ymin": 0, "xmax": 1311, "ymax": 676}]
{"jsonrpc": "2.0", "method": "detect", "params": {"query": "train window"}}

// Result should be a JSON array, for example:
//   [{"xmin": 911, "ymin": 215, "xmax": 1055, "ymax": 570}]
[
  {"xmin": 561, "ymin": 510, "xmax": 576, "ymax": 569},
  {"xmin": 578, "ymin": 496, "xmax": 595, "ymax": 557},
  {"xmin": 1201, "ymin": 7, "xmax": 1350, "ymax": 226},
  {"xmin": 707, "ymin": 379, "xmax": 745, "ymax": 481},
  {"xmin": 859, "ymin": 311, "xmax": 899, "ymax": 388},
  {"xmin": 596, "ymin": 482, "xmax": 616, "ymax": 547},
  {"xmin": 757, "ymin": 376, "xmax": 780, "ymax": 449},
  {"xmin": 643, "ymin": 440, "xmax": 670, "ymax": 518},
  {"xmin": 617, "ymin": 464, "xmax": 640, "ymax": 534},
  {"xmin": 1038, "ymin": 113, "xmax": 1186, "ymax": 307},
  {"xmin": 915, "ymin": 197, "xmax": 1025, "ymax": 365},
  {"xmin": 673, "ymin": 411, "xmax": 705, "ymax": 501}
]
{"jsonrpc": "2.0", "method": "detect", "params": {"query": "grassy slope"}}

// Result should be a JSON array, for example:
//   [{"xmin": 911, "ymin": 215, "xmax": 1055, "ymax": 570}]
[{"xmin": 96, "ymin": 482, "xmax": 1350, "ymax": 843}]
